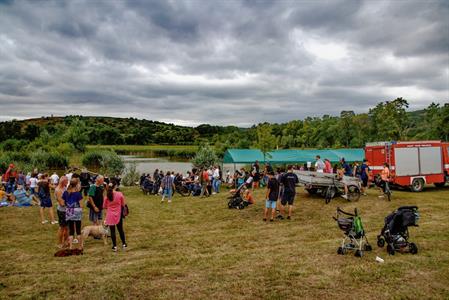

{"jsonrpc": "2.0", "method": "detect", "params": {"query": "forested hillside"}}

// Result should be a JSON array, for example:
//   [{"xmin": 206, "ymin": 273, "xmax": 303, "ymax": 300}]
[{"xmin": 1, "ymin": 98, "xmax": 448, "ymax": 151}]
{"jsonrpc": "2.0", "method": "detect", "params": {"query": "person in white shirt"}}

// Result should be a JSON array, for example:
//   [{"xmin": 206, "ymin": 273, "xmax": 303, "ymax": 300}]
[
  {"xmin": 50, "ymin": 172, "xmax": 59, "ymax": 186},
  {"xmin": 29, "ymin": 175, "xmax": 38, "ymax": 195},
  {"xmin": 212, "ymin": 166, "xmax": 221, "ymax": 194},
  {"xmin": 66, "ymin": 172, "xmax": 73, "ymax": 182},
  {"xmin": 315, "ymin": 155, "xmax": 325, "ymax": 173}
]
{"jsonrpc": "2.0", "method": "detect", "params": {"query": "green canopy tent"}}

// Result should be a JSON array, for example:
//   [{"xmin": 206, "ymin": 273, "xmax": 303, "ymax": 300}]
[{"xmin": 223, "ymin": 149, "xmax": 265, "ymax": 171}]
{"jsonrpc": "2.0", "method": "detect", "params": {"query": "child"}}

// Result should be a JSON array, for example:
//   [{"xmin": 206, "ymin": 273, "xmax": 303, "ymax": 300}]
[
  {"xmin": 264, "ymin": 172, "xmax": 279, "ymax": 222},
  {"xmin": 243, "ymin": 189, "xmax": 255, "ymax": 205}
]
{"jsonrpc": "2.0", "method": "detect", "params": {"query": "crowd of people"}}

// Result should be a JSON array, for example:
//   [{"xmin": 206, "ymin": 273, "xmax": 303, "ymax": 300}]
[{"xmin": 0, "ymin": 164, "xmax": 127, "ymax": 252}]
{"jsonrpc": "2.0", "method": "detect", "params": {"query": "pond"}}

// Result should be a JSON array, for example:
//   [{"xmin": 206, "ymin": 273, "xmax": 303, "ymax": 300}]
[{"xmin": 122, "ymin": 155, "xmax": 247, "ymax": 175}]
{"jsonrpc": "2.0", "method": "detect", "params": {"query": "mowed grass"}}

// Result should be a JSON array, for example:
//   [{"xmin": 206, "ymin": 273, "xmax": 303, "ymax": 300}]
[{"xmin": 1, "ymin": 186, "xmax": 449, "ymax": 299}]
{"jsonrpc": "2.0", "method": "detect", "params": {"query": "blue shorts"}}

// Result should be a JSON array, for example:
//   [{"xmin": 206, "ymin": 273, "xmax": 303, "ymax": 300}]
[
  {"xmin": 265, "ymin": 200, "xmax": 277, "ymax": 209},
  {"xmin": 89, "ymin": 208, "xmax": 103, "ymax": 222},
  {"xmin": 40, "ymin": 197, "xmax": 52, "ymax": 208}
]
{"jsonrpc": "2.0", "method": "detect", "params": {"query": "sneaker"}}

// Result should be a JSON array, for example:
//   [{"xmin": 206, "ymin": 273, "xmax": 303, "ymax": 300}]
[
  {"xmin": 212, "ymin": 192, "xmax": 217, "ymax": 195},
  {"xmin": 168, "ymin": 200, "xmax": 172, "ymax": 203},
  {"xmin": 41, "ymin": 220, "xmax": 49, "ymax": 224},
  {"xmin": 270, "ymin": 219, "xmax": 274, "ymax": 222},
  {"xmin": 287, "ymin": 216, "xmax": 291, "ymax": 220},
  {"xmin": 73, "ymin": 239, "xmax": 79, "ymax": 244},
  {"xmin": 276, "ymin": 215, "xmax": 284, "ymax": 220},
  {"xmin": 362, "ymin": 193, "xmax": 368, "ymax": 196},
  {"xmin": 112, "ymin": 246, "xmax": 118, "ymax": 252},
  {"xmin": 263, "ymin": 218, "xmax": 267, "ymax": 222},
  {"xmin": 342, "ymin": 194, "xmax": 348, "ymax": 199},
  {"xmin": 122, "ymin": 244, "xmax": 127, "ymax": 251},
  {"xmin": 378, "ymin": 195, "xmax": 385, "ymax": 198},
  {"xmin": 51, "ymin": 220, "xmax": 58, "ymax": 225},
  {"xmin": 160, "ymin": 199, "xmax": 164, "ymax": 202}
]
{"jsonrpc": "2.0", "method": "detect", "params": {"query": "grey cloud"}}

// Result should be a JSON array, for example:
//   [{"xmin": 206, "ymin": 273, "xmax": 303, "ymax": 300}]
[{"xmin": 0, "ymin": 0, "xmax": 447, "ymax": 126}]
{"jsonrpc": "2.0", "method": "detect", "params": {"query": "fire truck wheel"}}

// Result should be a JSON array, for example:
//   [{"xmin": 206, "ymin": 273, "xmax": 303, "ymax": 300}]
[{"xmin": 410, "ymin": 178, "xmax": 424, "ymax": 192}]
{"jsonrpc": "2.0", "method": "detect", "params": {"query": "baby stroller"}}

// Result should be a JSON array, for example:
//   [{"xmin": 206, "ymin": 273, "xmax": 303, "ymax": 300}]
[
  {"xmin": 227, "ymin": 183, "xmax": 247, "ymax": 209},
  {"xmin": 334, "ymin": 207, "xmax": 372, "ymax": 257},
  {"xmin": 377, "ymin": 206, "xmax": 419, "ymax": 255}
]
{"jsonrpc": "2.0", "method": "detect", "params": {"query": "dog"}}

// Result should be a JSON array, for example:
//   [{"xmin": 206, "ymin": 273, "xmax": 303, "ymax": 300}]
[
  {"xmin": 81, "ymin": 224, "xmax": 110, "ymax": 247},
  {"xmin": 54, "ymin": 248, "xmax": 83, "ymax": 257}
]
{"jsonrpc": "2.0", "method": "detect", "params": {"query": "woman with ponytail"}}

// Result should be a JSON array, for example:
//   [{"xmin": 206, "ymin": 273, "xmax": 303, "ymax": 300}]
[{"xmin": 103, "ymin": 182, "xmax": 127, "ymax": 252}]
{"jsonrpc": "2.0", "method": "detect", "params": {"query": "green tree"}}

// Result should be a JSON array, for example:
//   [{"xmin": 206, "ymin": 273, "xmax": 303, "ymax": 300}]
[
  {"xmin": 369, "ymin": 98, "xmax": 409, "ymax": 141},
  {"xmin": 255, "ymin": 123, "xmax": 276, "ymax": 160},
  {"xmin": 65, "ymin": 119, "xmax": 89, "ymax": 151},
  {"xmin": 191, "ymin": 144, "xmax": 218, "ymax": 169}
]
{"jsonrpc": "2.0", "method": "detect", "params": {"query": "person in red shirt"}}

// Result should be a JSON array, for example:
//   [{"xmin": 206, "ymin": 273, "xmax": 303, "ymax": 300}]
[{"xmin": 324, "ymin": 159, "xmax": 332, "ymax": 173}]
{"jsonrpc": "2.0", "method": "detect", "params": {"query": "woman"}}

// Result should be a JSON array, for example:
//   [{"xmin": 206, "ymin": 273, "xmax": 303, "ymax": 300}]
[
  {"xmin": 63, "ymin": 178, "xmax": 84, "ymax": 249},
  {"xmin": 379, "ymin": 163, "xmax": 391, "ymax": 198},
  {"xmin": 103, "ymin": 182, "xmax": 127, "ymax": 252},
  {"xmin": 38, "ymin": 174, "xmax": 57, "ymax": 224},
  {"xmin": 55, "ymin": 176, "xmax": 69, "ymax": 248}
]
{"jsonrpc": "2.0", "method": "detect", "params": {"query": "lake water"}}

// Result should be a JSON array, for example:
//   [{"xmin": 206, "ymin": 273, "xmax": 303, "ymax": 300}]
[{"xmin": 122, "ymin": 155, "xmax": 247, "ymax": 175}]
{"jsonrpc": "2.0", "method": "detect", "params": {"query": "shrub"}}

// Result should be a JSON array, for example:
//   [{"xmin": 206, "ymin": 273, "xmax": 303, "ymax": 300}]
[
  {"xmin": 82, "ymin": 150, "xmax": 125, "ymax": 175},
  {"xmin": 121, "ymin": 162, "xmax": 140, "ymax": 186},
  {"xmin": 191, "ymin": 144, "xmax": 218, "ymax": 169}
]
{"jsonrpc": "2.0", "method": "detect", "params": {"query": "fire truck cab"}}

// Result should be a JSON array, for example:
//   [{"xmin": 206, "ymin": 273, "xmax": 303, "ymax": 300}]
[{"xmin": 365, "ymin": 141, "xmax": 449, "ymax": 192}]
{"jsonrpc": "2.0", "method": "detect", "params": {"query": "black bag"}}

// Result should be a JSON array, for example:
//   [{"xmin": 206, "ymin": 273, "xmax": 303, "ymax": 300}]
[{"xmin": 122, "ymin": 204, "xmax": 129, "ymax": 218}]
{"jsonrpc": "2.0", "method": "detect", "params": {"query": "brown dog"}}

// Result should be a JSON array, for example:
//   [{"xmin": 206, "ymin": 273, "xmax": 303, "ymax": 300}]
[
  {"xmin": 81, "ymin": 225, "xmax": 110, "ymax": 248},
  {"xmin": 54, "ymin": 248, "xmax": 83, "ymax": 257}
]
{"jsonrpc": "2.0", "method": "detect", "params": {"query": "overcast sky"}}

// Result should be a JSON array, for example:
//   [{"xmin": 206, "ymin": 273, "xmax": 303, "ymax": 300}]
[{"xmin": 0, "ymin": 0, "xmax": 448, "ymax": 126}]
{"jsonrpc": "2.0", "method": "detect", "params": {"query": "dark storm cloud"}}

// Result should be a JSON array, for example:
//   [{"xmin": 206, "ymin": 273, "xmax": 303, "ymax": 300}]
[{"xmin": 0, "ymin": 0, "xmax": 447, "ymax": 125}]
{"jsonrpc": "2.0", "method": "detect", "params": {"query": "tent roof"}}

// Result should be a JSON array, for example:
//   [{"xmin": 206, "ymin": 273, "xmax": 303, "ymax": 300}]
[
  {"xmin": 223, "ymin": 148, "xmax": 364, "ymax": 164},
  {"xmin": 223, "ymin": 149, "xmax": 265, "ymax": 164}
]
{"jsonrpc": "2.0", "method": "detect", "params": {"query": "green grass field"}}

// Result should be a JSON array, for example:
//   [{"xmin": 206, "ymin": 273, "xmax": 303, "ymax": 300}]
[{"xmin": 1, "ymin": 186, "xmax": 449, "ymax": 299}]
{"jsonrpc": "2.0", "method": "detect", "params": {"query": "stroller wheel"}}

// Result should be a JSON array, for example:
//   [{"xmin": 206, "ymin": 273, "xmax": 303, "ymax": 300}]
[
  {"xmin": 364, "ymin": 244, "xmax": 372, "ymax": 251},
  {"xmin": 387, "ymin": 244, "xmax": 395, "ymax": 255},
  {"xmin": 354, "ymin": 250, "xmax": 363, "ymax": 257},
  {"xmin": 409, "ymin": 243, "xmax": 418, "ymax": 254},
  {"xmin": 377, "ymin": 238, "xmax": 385, "ymax": 248}
]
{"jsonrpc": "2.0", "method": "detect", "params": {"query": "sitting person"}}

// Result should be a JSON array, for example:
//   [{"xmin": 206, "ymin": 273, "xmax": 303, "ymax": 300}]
[
  {"xmin": 243, "ymin": 189, "xmax": 255, "ymax": 205},
  {"xmin": 12, "ymin": 184, "xmax": 36, "ymax": 206}
]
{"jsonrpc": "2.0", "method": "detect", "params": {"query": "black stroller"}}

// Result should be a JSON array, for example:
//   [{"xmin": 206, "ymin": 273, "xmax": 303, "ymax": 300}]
[
  {"xmin": 227, "ymin": 184, "xmax": 247, "ymax": 209},
  {"xmin": 141, "ymin": 178, "xmax": 155, "ymax": 195},
  {"xmin": 334, "ymin": 207, "xmax": 372, "ymax": 257},
  {"xmin": 377, "ymin": 206, "xmax": 419, "ymax": 255}
]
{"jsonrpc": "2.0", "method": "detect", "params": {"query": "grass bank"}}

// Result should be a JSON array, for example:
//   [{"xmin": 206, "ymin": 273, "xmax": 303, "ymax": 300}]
[
  {"xmin": 86, "ymin": 145, "xmax": 199, "ymax": 160},
  {"xmin": 1, "ymin": 186, "xmax": 448, "ymax": 299}
]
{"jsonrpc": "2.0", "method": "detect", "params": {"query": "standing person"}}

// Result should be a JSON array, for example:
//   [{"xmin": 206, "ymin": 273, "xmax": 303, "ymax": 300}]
[
  {"xmin": 212, "ymin": 166, "xmax": 221, "ymax": 194},
  {"xmin": 29, "ymin": 173, "xmax": 38, "ymax": 196},
  {"xmin": 279, "ymin": 165, "xmax": 299, "ymax": 220},
  {"xmin": 315, "ymin": 155, "xmax": 325, "ymax": 173},
  {"xmin": 360, "ymin": 159, "xmax": 370, "ymax": 196},
  {"xmin": 252, "ymin": 160, "xmax": 260, "ymax": 189},
  {"xmin": 379, "ymin": 163, "xmax": 391, "ymax": 198},
  {"xmin": 55, "ymin": 176, "xmax": 69, "ymax": 248},
  {"xmin": 5, "ymin": 164, "xmax": 17, "ymax": 194},
  {"xmin": 324, "ymin": 159, "xmax": 332, "ymax": 173},
  {"xmin": 63, "ymin": 178, "xmax": 84, "ymax": 249},
  {"xmin": 50, "ymin": 172, "xmax": 59, "ymax": 187},
  {"xmin": 341, "ymin": 158, "xmax": 352, "ymax": 176},
  {"xmin": 87, "ymin": 175, "xmax": 105, "ymax": 225},
  {"xmin": 161, "ymin": 171, "xmax": 175, "ymax": 203},
  {"xmin": 264, "ymin": 172, "xmax": 279, "ymax": 222},
  {"xmin": 38, "ymin": 174, "xmax": 57, "ymax": 224},
  {"xmin": 103, "ymin": 182, "xmax": 127, "ymax": 252},
  {"xmin": 200, "ymin": 168, "xmax": 210, "ymax": 198},
  {"xmin": 79, "ymin": 168, "xmax": 91, "ymax": 199}
]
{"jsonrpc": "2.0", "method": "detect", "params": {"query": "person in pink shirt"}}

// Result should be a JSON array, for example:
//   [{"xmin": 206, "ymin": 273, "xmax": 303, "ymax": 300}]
[{"xmin": 103, "ymin": 182, "xmax": 127, "ymax": 252}]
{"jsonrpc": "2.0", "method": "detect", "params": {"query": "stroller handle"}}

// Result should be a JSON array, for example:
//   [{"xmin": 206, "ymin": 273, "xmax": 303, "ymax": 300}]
[{"xmin": 336, "ymin": 207, "xmax": 357, "ymax": 217}]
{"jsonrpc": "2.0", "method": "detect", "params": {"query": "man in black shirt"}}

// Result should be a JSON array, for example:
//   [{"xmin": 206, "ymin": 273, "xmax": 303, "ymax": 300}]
[
  {"xmin": 79, "ymin": 169, "xmax": 91, "ymax": 198},
  {"xmin": 280, "ymin": 165, "xmax": 299, "ymax": 220},
  {"xmin": 264, "ymin": 172, "xmax": 279, "ymax": 222}
]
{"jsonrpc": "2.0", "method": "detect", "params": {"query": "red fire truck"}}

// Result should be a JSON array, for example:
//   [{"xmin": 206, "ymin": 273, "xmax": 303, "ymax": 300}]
[{"xmin": 365, "ymin": 141, "xmax": 449, "ymax": 192}]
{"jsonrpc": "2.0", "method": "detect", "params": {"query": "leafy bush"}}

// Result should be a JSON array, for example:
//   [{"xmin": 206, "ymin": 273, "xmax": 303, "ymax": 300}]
[
  {"xmin": 191, "ymin": 144, "xmax": 218, "ymax": 169},
  {"xmin": 121, "ymin": 162, "xmax": 140, "ymax": 186},
  {"xmin": 82, "ymin": 150, "xmax": 125, "ymax": 175}
]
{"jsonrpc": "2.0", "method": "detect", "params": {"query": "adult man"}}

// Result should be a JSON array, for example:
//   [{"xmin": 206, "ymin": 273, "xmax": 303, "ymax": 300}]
[
  {"xmin": 87, "ymin": 175, "xmax": 104, "ymax": 225},
  {"xmin": 341, "ymin": 158, "xmax": 352, "ymax": 176},
  {"xmin": 200, "ymin": 168, "xmax": 210, "ymax": 198},
  {"xmin": 360, "ymin": 159, "xmax": 370, "ymax": 196},
  {"xmin": 279, "ymin": 165, "xmax": 299, "ymax": 220},
  {"xmin": 315, "ymin": 155, "xmax": 325, "ymax": 173},
  {"xmin": 79, "ymin": 169, "xmax": 91, "ymax": 198}
]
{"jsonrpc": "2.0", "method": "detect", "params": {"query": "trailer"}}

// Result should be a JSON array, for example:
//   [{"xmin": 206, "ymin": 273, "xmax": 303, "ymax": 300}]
[
  {"xmin": 365, "ymin": 141, "xmax": 449, "ymax": 192},
  {"xmin": 295, "ymin": 171, "xmax": 361, "ymax": 203}
]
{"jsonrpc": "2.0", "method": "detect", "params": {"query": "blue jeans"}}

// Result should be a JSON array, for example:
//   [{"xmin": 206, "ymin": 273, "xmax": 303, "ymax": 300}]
[
  {"xmin": 213, "ymin": 179, "xmax": 221, "ymax": 193},
  {"xmin": 6, "ymin": 183, "xmax": 15, "ymax": 194}
]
